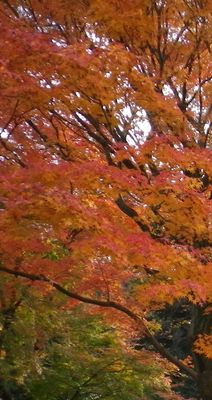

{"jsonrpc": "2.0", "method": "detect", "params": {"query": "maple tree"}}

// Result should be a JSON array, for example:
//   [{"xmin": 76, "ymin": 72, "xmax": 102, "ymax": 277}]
[{"xmin": 0, "ymin": 0, "xmax": 211, "ymax": 399}]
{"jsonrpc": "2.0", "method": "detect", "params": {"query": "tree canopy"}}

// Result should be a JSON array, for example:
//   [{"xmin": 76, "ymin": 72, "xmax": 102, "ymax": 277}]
[{"xmin": 0, "ymin": 1, "xmax": 211, "ymax": 399}]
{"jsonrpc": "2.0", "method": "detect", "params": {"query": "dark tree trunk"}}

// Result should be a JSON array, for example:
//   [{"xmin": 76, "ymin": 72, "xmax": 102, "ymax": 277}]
[
  {"xmin": 198, "ymin": 362, "xmax": 212, "ymax": 400},
  {"xmin": 192, "ymin": 306, "xmax": 212, "ymax": 400}
]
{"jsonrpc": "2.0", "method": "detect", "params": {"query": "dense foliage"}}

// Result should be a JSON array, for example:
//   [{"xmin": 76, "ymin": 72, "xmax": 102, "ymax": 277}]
[{"xmin": 0, "ymin": 1, "xmax": 211, "ymax": 399}]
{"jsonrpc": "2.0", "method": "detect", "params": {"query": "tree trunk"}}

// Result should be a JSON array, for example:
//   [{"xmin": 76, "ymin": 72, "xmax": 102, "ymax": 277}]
[
  {"xmin": 198, "ymin": 363, "xmax": 212, "ymax": 400},
  {"xmin": 192, "ymin": 306, "xmax": 212, "ymax": 400}
]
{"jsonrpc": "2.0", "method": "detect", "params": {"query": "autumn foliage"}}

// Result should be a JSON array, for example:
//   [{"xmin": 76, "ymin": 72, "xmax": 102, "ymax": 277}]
[{"xmin": 0, "ymin": 0, "xmax": 212, "ymax": 399}]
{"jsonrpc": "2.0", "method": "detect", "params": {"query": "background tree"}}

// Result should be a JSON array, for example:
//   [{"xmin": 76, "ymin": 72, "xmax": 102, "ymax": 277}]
[
  {"xmin": 0, "ymin": 0, "xmax": 211, "ymax": 399},
  {"xmin": 0, "ymin": 278, "xmax": 168, "ymax": 400}
]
